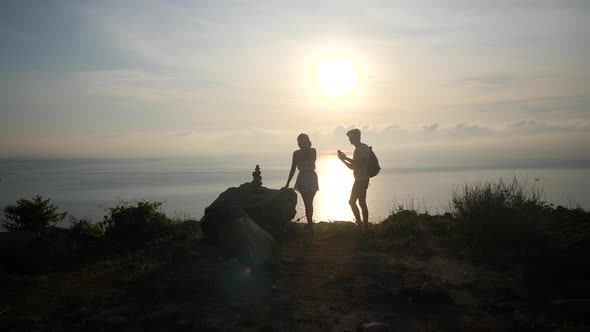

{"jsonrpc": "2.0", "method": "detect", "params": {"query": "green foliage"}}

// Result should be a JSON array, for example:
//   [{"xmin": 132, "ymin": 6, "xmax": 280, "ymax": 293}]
[
  {"xmin": 449, "ymin": 177, "xmax": 548, "ymax": 250},
  {"xmin": 100, "ymin": 200, "xmax": 202, "ymax": 258},
  {"xmin": 61, "ymin": 217, "xmax": 106, "ymax": 261},
  {"xmin": 380, "ymin": 206, "xmax": 424, "ymax": 236},
  {"xmin": 102, "ymin": 200, "xmax": 171, "ymax": 251},
  {"xmin": 549, "ymin": 205, "xmax": 589, "ymax": 224},
  {"xmin": 70, "ymin": 217, "xmax": 104, "ymax": 239},
  {"xmin": 146, "ymin": 221, "xmax": 202, "ymax": 263},
  {"xmin": 2, "ymin": 195, "xmax": 67, "ymax": 232}
]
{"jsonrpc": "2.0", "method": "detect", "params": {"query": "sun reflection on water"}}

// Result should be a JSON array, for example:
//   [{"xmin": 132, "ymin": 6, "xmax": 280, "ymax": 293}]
[{"xmin": 315, "ymin": 155, "xmax": 355, "ymax": 222}]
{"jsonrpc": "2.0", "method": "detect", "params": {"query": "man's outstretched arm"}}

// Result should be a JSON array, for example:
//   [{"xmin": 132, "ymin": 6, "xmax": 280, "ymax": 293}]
[
  {"xmin": 341, "ymin": 159, "xmax": 354, "ymax": 170},
  {"xmin": 338, "ymin": 153, "xmax": 354, "ymax": 170}
]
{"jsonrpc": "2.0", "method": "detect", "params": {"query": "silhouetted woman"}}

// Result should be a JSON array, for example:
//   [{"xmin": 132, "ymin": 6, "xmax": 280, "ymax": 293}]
[{"xmin": 284, "ymin": 133, "xmax": 319, "ymax": 225}]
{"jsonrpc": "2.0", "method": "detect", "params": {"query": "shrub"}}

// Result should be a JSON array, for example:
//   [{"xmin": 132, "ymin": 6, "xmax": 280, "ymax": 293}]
[
  {"xmin": 70, "ymin": 217, "xmax": 104, "ymax": 239},
  {"xmin": 101, "ymin": 201, "xmax": 203, "ymax": 260},
  {"xmin": 62, "ymin": 217, "xmax": 105, "ymax": 260},
  {"xmin": 450, "ymin": 177, "xmax": 548, "ymax": 250},
  {"xmin": 2, "ymin": 195, "xmax": 67, "ymax": 232},
  {"xmin": 380, "ymin": 205, "xmax": 423, "ymax": 236},
  {"xmin": 102, "ymin": 200, "xmax": 172, "ymax": 251}
]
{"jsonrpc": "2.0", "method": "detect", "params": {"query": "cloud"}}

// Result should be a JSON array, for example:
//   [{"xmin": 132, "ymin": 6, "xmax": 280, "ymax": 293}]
[
  {"xmin": 332, "ymin": 125, "xmax": 356, "ymax": 138},
  {"xmin": 507, "ymin": 119, "xmax": 590, "ymax": 132},
  {"xmin": 422, "ymin": 123, "xmax": 439, "ymax": 132},
  {"xmin": 384, "ymin": 124, "xmax": 403, "ymax": 133},
  {"xmin": 453, "ymin": 122, "xmax": 492, "ymax": 135},
  {"xmin": 325, "ymin": 118, "xmax": 590, "ymax": 145},
  {"xmin": 76, "ymin": 70, "xmax": 225, "ymax": 104},
  {"xmin": 99, "ymin": 133, "xmax": 127, "ymax": 140},
  {"xmin": 449, "ymin": 74, "xmax": 515, "ymax": 90},
  {"xmin": 2, "ymin": 1, "xmax": 590, "ymax": 163},
  {"xmin": 455, "ymin": 94, "xmax": 590, "ymax": 109},
  {"xmin": 508, "ymin": 119, "xmax": 544, "ymax": 129}
]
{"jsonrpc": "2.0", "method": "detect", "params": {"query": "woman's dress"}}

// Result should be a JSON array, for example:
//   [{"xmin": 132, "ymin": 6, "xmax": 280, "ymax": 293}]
[{"xmin": 294, "ymin": 159, "xmax": 319, "ymax": 194}]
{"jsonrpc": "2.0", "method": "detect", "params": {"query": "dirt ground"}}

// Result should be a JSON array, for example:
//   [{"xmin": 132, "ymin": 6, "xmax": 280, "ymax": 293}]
[{"xmin": 2, "ymin": 221, "xmax": 588, "ymax": 331}]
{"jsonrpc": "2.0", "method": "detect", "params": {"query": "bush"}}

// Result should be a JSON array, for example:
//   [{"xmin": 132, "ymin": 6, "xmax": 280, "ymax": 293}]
[
  {"xmin": 380, "ymin": 206, "xmax": 424, "ymax": 236},
  {"xmin": 60, "ymin": 217, "xmax": 106, "ymax": 260},
  {"xmin": 2, "ymin": 195, "xmax": 67, "ymax": 233},
  {"xmin": 70, "ymin": 217, "xmax": 104, "ymax": 239},
  {"xmin": 450, "ymin": 177, "xmax": 548, "ymax": 250},
  {"xmin": 101, "ymin": 200, "xmax": 202, "ymax": 257},
  {"xmin": 102, "ymin": 200, "xmax": 172, "ymax": 251}
]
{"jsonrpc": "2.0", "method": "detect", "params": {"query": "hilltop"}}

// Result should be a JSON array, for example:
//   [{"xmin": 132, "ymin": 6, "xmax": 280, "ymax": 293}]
[
  {"xmin": 1, "ymin": 216, "xmax": 589, "ymax": 331},
  {"xmin": 1, "ymin": 179, "xmax": 590, "ymax": 331}
]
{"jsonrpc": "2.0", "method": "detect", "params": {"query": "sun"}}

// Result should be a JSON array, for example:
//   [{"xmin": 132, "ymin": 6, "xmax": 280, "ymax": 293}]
[{"xmin": 315, "ymin": 56, "xmax": 359, "ymax": 99}]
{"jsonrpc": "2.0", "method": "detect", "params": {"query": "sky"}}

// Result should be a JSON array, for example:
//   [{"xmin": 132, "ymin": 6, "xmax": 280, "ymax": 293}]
[{"xmin": 1, "ymin": 0, "xmax": 589, "ymax": 168}]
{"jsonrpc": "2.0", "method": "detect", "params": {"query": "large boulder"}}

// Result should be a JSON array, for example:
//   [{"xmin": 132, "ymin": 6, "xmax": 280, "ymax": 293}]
[
  {"xmin": 215, "ymin": 209, "xmax": 275, "ymax": 265},
  {"xmin": 201, "ymin": 183, "xmax": 297, "ymax": 239}
]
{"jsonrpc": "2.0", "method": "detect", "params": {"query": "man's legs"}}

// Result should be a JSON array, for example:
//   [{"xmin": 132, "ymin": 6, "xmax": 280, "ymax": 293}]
[
  {"xmin": 349, "ymin": 182, "xmax": 361, "ymax": 225},
  {"xmin": 349, "ymin": 180, "xmax": 368, "ymax": 225},
  {"xmin": 358, "ymin": 186, "xmax": 369, "ymax": 227}
]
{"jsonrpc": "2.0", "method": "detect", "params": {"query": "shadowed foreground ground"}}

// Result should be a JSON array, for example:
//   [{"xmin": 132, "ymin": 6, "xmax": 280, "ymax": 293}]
[{"xmin": 2, "ymin": 221, "xmax": 589, "ymax": 331}]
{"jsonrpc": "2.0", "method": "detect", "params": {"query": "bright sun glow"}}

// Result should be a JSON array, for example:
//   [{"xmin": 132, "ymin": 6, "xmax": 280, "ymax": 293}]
[
  {"xmin": 315, "ymin": 56, "xmax": 359, "ymax": 99},
  {"xmin": 316, "ymin": 156, "xmax": 355, "ymax": 221}
]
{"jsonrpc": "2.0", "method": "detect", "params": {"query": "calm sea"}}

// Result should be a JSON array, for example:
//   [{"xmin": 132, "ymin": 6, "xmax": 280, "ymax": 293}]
[{"xmin": 1, "ymin": 157, "xmax": 589, "ymax": 227}]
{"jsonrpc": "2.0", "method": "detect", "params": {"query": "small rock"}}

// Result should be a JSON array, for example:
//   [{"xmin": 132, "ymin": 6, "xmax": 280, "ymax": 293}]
[
  {"xmin": 420, "ymin": 246, "xmax": 435, "ymax": 258},
  {"xmin": 547, "ymin": 298, "xmax": 590, "ymax": 321},
  {"xmin": 65, "ymin": 307, "xmax": 95, "ymax": 320},
  {"xmin": 400, "ymin": 284, "xmax": 420, "ymax": 296},
  {"xmin": 490, "ymin": 301, "xmax": 520, "ymax": 313},
  {"xmin": 230, "ymin": 299, "xmax": 243, "ymax": 308},
  {"xmin": 420, "ymin": 281, "xmax": 454, "ymax": 304},
  {"xmin": 361, "ymin": 322, "xmax": 390, "ymax": 332},
  {"xmin": 105, "ymin": 315, "xmax": 127, "ymax": 325},
  {"xmin": 512, "ymin": 311, "xmax": 532, "ymax": 330},
  {"xmin": 329, "ymin": 303, "xmax": 343, "ymax": 310},
  {"xmin": 506, "ymin": 277, "xmax": 528, "ymax": 300}
]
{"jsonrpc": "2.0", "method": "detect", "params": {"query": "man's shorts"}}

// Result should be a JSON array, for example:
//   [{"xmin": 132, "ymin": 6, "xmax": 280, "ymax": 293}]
[{"xmin": 351, "ymin": 179, "xmax": 369, "ymax": 199}]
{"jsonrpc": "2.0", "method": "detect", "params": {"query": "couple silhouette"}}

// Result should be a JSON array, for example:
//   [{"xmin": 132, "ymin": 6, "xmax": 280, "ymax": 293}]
[{"xmin": 284, "ymin": 129, "xmax": 371, "ymax": 228}]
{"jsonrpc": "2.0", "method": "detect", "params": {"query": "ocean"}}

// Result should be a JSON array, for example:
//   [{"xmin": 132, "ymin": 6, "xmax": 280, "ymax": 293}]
[{"xmin": 1, "ymin": 157, "xmax": 589, "ymax": 227}]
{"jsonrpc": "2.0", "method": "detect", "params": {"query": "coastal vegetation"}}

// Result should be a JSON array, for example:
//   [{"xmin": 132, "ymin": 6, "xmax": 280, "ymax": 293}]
[
  {"xmin": 2, "ymin": 195, "xmax": 67, "ymax": 233},
  {"xmin": 1, "ymin": 178, "xmax": 589, "ymax": 330}
]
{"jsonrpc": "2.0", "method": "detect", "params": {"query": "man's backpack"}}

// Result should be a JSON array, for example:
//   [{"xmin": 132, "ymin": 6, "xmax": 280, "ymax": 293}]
[{"xmin": 368, "ymin": 146, "xmax": 381, "ymax": 178}]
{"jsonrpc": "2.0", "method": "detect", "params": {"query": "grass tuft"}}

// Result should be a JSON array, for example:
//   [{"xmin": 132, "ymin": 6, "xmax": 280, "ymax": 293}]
[{"xmin": 448, "ymin": 176, "xmax": 547, "ymax": 251}]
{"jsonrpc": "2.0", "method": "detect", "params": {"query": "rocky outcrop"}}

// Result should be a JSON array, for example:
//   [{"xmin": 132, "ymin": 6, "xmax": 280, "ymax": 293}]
[
  {"xmin": 201, "ymin": 183, "xmax": 297, "ymax": 238},
  {"xmin": 216, "ymin": 209, "xmax": 275, "ymax": 265},
  {"xmin": 199, "ymin": 166, "xmax": 296, "ymax": 263}
]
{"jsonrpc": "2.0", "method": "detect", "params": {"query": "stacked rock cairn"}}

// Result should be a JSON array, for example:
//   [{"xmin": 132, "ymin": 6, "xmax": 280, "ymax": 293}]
[{"xmin": 252, "ymin": 165, "xmax": 262, "ymax": 187}]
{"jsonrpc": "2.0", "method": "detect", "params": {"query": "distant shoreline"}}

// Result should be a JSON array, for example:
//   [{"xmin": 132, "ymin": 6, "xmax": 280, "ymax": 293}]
[{"xmin": 2, "ymin": 156, "xmax": 590, "ymax": 173}]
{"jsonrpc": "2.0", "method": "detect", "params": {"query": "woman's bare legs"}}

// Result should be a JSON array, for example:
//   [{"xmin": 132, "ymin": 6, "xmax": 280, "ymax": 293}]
[{"xmin": 301, "ymin": 191, "xmax": 316, "ymax": 225}]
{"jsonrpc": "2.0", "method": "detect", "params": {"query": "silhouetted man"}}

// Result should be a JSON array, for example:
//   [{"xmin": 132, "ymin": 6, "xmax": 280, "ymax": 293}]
[{"xmin": 338, "ymin": 128, "xmax": 370, "ymax": 228}]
